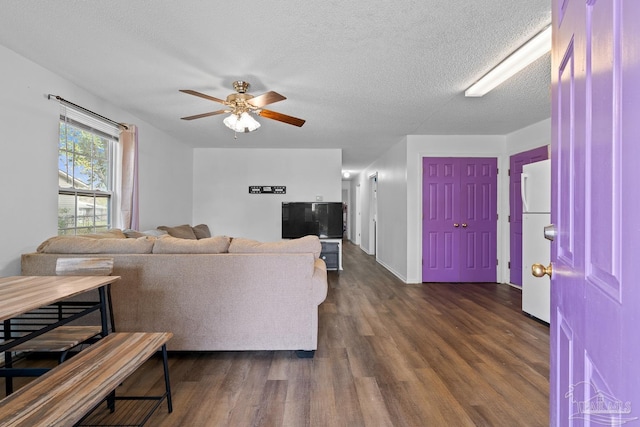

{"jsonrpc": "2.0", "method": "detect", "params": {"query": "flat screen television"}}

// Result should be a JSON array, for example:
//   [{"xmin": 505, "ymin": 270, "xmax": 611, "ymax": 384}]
[{"xmin": 282, "ymin": 202, "xmax": 343, "ymax": 239}]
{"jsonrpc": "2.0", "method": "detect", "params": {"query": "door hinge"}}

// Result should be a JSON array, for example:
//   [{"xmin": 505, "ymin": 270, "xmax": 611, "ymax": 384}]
[
  {"xmin": 508, "ymin": 215, "xmax": 511, "ymax": 223},
  {"xmin": 508, "ymin": 169, "xmax": 511, "ymax": 176},
  {"xmin": 496, "ymin": 214, "xmax": 499, "ymax": 220},
  {"xmin": 508, "ymin": 261, "xmax": 510, "ymax": 268},
  {"xmin": 497, "ymin": 168, "xmax": 499, "ymax": 175}
]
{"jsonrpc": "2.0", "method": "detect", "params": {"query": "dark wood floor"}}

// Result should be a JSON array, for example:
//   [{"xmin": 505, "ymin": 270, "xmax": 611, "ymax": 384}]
[{"xmin": 3, "ymin": 241, "xmax": 550, "ymax": 426}]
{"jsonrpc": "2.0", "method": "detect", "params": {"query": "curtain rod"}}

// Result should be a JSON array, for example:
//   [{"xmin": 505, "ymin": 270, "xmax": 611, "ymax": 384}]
[{"xmin": 47, "ymin": 94, "xmax": 129, "ymax": 130}]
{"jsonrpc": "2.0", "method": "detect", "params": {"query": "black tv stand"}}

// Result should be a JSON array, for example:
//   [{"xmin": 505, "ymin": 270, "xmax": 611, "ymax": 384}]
[{"xmin": 320, "ymin": 239, "xmax": 342, "ymax": 270}]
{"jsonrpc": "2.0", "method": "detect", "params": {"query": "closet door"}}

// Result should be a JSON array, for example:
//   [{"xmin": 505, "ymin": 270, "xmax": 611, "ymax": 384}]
[
  {"xmin": 458, "ymin": 158, "xmax": 497, "ymax": 282},
  {"xmin": 422, "ymin": 158, "xmax": 461, "ymax": 282},
  {"xmin": 422, "ymin": 157, "xmax": 497, "ymax": 283}
]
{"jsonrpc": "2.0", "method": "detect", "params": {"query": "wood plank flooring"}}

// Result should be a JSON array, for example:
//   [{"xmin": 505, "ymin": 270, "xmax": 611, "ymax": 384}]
[{"xmin": 2, "ymin": 241, "xmax": 549, "ymax": 426}]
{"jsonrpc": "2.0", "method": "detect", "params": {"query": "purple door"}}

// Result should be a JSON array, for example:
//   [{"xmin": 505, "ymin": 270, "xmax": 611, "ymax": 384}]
[
  {"xmin": 509, "ymin": 146, "xmax": 549, "ymax": 287},
  {"xmin": 551, "ymin": 0, "xmax": 640, "ymax": 424},
  {"xmin": 423, "ymin": 158, "xmax": 460, "ymax": 282},
  {"xmin": 422, "ymin": 157, "xmax": 497, "ymax": 282}
]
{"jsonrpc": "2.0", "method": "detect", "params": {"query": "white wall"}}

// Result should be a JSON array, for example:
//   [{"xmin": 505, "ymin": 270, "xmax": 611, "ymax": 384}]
[
  {"xmin": 192, "ymin": 148, "xmax": 342, "ymax": 242},
  {"xmin": 505, "ymin": 119, "xmax": 551, "ymax": 155},
  {"xmin": 354, "ymin": 139, "xmax": 409, "ymax": 280},
  {"xmin": 0, "ymin": 44, "xmax": 193, "ymax": 276},
  {"xmin": 136, "ymin": 135, "xmax": 193, "ymax": 231},
  {"xmin": 346, "ymin": 176, "xmax": 361, "ymax": 244}
]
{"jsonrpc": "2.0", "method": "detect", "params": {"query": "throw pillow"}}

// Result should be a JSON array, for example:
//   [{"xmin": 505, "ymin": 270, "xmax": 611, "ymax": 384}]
[
  {"xmin": 152, "ymin": 235, "xmax": 231, "ymax": 254},
  {"xmin": 157, "ymin": 224, "xmax": 197, "ymax": 240},
  {"xmin": 192, "ymin": 224, "xmax": 212, "ymax": 239}
]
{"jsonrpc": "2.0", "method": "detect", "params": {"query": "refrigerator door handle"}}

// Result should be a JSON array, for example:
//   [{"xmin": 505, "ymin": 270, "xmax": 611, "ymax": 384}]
[{"xmin": 521, "ymin": 173, "xmax": 530, "ymax": 213}]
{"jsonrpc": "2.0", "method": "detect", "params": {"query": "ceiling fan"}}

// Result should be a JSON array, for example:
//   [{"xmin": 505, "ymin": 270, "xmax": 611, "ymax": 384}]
[{"xmin": 180, "ymin": 81, "xmax": 305, "ymax": 133}]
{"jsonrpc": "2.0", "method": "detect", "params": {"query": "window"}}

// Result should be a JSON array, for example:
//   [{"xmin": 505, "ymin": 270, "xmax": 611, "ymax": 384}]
[{"xmin": 58, "ymin": 106, "xmax": 119, "ymax": 235}]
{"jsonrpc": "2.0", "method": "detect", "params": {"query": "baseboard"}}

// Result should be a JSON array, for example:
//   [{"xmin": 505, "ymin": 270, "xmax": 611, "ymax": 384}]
[{"xmin": 376, "ymin": 258, "xmax": 408, "ymax": 283}]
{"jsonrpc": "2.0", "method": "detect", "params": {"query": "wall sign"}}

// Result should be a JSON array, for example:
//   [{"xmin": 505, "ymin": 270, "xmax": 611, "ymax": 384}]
[{"xmin": 249, "ymin": 186, "xmax": 286, "ymax": 194}]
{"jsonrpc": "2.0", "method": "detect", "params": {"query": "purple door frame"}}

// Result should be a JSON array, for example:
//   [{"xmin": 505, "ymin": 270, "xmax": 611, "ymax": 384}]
[
  {"xmin": 509, "ymin": 146, "xmax": 549, "ymax": 287},
  {"xmin": 422, "ymin": 157, "xmax": 497, "ymax": 282},
  {"xmin": 551, "ymin": 0, "xmax": 640, "ymax": 424}
]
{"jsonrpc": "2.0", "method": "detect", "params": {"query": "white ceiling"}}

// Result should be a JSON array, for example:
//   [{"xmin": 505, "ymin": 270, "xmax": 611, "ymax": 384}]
[{"xmin": 0, "ymin": 1, "xmax": 551, "ymax": 174}]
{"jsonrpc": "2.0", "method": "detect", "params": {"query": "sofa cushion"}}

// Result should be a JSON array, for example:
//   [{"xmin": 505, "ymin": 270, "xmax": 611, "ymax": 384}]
[
  {"xmin": 123, "ymin": 229, "xmax": 168, "ymax": 238},
  {"xmin": 152, "ymin": 235, "xmax": 231, "ymax": 254},
  {"xmin": 157, "ymin": 224, "xmax": 198, "ymax": 240},
  {"xmin": 192, "ymin": 224, "xmax": 212, "ymax": 239},
  {"xmin": 75, "ymin": 229, "xmax": 126, "ymax": 239},
  {"xmin": 228, "ymin": 235, "xmax": 321, "ymax": 258},
  {"xmin": 37, "ymin": 236, "xmax": 155, "ymax": 254}
]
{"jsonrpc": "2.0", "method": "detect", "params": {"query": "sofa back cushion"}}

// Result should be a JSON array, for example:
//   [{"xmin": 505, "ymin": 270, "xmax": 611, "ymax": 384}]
[
  {"xmin": 81, "ymin": 229, "xmax": 127, "ymax": 239},
  {"xmin": 152, "ymin": 235, "xmax": 231, "ymax": 254},
  {"xmin": 123, "ymin": 229, "xmax": 168, "ymax": 238},
  {"xmin": 228, "ymin": 235, "xmax": 321, "ymax": 258},
  {"xmin": 37, "ymin": 236, "xmax": 155, "ymax": 254}
]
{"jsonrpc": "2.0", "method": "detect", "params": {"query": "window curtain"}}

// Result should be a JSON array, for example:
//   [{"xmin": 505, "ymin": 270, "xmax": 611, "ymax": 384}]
[{"xmin": 119, "ymin": 124, "xmax": 139, "ymax": 230}]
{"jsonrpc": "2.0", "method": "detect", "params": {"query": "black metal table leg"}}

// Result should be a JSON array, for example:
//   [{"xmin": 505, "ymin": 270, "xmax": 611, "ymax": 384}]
[
  {"xmin": 97, "ymin": 286, "xmax": 109, "ymax": 337},
  {"xmin": 161, "ymin": 344, "xmax": 172, "ymax": 413}
]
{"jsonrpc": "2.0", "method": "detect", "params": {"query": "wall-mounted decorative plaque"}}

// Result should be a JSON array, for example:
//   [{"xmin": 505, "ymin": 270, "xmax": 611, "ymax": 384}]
[{"xmin": 249, "ymin": 186, "xmax": 286, "ymax": 194}]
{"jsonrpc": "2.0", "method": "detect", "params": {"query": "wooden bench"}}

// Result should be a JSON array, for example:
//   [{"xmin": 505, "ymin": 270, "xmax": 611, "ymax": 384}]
[{"xmin": 0, "ymin": 332, "xmax": 173, "ymax": 427}]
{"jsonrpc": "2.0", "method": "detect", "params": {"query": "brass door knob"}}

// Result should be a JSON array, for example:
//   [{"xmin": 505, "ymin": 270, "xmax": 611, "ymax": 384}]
[
  {"xmin": 454, "ymin": 223, "xmax": 460, "ymax": 228},
  {"xmin": 532, "ymin": 263, "xmax": 552, "ymax": 278},
  {"xmin": 462, "ymin": 223, "xmax": 468, "ymax": 228}
]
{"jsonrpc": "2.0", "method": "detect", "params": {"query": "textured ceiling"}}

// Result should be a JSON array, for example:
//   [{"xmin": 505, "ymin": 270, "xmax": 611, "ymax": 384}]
[{"xmin": 0, "ymin": 0, "xmax": 551, "ymax": 174}]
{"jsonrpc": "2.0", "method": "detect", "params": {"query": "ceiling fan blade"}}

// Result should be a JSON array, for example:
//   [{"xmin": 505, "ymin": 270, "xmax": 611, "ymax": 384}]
[
  {"xmin": 181, "ymin": 110, "xmax": 228, "ymax": 120},
  {"xmin": 258, "ymin": 109, "xmax": 306, "ymax": 127},
  {"xmin": 179, "ymin": 89, "xmax": 227, "ymax": 104},
  {"xmin": 247, "ymin": 91, "xmax": 286, "ymax": 108}
]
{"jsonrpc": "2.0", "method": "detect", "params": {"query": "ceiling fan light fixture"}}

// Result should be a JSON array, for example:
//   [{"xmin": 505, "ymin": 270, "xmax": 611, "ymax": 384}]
[
  {"xmin": 223, "ymin": 112, "xmax": 261, "ymax": 133},
  {"xmin": 181, "ymin": 81, "xmax": 304, "ymax": 129}
]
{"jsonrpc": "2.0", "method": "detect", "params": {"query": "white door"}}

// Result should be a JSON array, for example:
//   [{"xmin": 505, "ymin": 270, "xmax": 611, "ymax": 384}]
[{"xmin": 522, "ymin": 213, "xmax": 551, "ymax": 323}]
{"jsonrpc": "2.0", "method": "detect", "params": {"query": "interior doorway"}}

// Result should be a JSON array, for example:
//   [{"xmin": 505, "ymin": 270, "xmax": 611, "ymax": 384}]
[
  {"xmin": 342, "ymin": 188, "xmax": 349, "ymax": 239},
  {"xmin": 369, "ymin": 173, "xmax": 377, "ymax": 255},
  {"xmin": 355, "ymin": 184, "xmax": 361, "ymax": 245},
  {"xmin": 508, "ymin": 146, "xmax": 549, "ymax": 286}
]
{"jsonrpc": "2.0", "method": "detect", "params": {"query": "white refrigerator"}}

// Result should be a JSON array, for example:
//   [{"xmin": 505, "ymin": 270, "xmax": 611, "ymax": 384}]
[{"xmin": 521, "ymin": 159, "xmax": 551, "ymax": 323}]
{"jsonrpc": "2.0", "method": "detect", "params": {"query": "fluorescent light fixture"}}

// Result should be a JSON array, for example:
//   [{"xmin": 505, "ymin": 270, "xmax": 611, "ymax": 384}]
[{"xmin": 465, "ymin": 25, "xmax": 551, "ymax": 97}]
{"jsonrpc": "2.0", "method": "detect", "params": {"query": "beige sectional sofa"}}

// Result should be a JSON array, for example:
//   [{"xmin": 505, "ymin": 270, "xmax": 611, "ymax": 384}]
[{"xmin": 21, "ymin": 231, "xmax": 328, "ymax": 355}]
